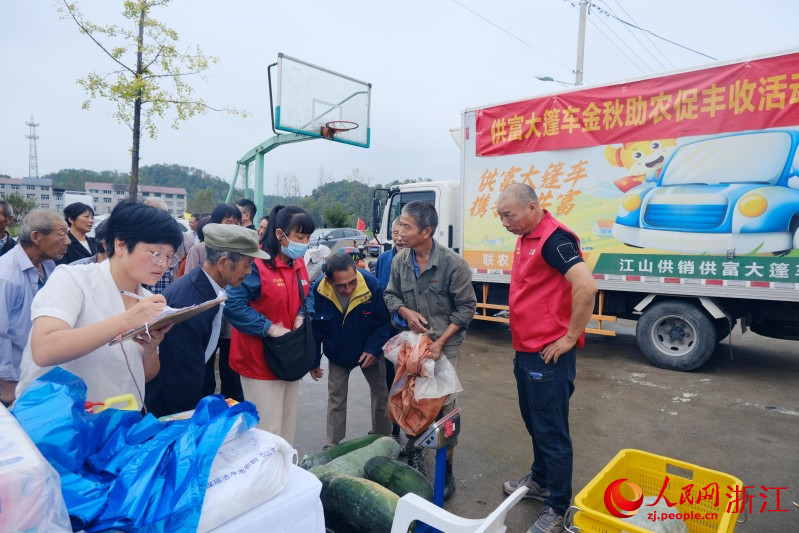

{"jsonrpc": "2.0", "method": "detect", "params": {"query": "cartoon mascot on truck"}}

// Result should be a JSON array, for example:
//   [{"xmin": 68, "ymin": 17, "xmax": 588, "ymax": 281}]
[{"xmin": 605, "ymin": 138, "xmax": 677, "ymax": 192}]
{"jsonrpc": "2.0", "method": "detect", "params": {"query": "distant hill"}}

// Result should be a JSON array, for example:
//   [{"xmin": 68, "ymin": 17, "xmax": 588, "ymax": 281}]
[{"xmin": 30, "ymin": 164, "xmax": 429, "ymax": 228}]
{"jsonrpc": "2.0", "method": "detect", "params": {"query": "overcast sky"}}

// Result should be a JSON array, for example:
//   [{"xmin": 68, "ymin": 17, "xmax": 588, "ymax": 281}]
[{"xmin": 2, "ymin": 0, "xmax": 797, "ymax": 195}]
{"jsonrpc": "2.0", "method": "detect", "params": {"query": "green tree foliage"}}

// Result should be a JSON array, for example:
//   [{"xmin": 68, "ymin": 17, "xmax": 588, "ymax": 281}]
[
  {"xmin": 60, "ymin": 0, "xmax": 244, "ymax": 202},
  {"xmin": 323, "ymin": 204, "xmax": 352, "ymax": 228},
  {"xmin": 4, "ymin": 193, "xmax": 38, "ymax": 221},
  {"xmin": 190, "ymin": 187, "xmax": 215, "ymax": 213}
]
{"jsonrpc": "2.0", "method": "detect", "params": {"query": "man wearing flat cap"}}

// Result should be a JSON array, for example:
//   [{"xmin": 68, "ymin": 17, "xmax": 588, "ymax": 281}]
[{"xmin": 145, "ymin": 224, "xmax": 269, "ymax": 417}]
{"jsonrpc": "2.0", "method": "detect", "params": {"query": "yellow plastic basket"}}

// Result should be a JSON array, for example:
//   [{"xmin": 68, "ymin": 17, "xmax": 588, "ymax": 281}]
[{"xmin": 565, "ymin": 449, "xmax": 745, "ymax": 533}]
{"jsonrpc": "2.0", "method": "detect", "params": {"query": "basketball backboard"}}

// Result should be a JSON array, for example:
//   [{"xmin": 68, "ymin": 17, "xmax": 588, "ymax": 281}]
[{"xmin": 274, "ymin": 53, "xmax": 371, "ymax": 148}]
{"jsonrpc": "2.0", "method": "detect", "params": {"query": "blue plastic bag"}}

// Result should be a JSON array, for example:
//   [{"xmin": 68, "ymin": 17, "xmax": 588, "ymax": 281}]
[{"xmin": 12, "ymin": 368, "xmax": 258, "ymax": 532}]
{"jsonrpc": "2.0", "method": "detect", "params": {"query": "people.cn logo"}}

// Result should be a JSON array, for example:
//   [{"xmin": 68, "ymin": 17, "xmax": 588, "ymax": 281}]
[{"xmin": 604, "ymin": 479, "xmax": 644, "ymax": 518}]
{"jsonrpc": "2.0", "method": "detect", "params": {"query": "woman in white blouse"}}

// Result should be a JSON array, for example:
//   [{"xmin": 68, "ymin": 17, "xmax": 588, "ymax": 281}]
[{"xmin": 15, "ymin": 201, "xmax": 184, "ymax": 409}]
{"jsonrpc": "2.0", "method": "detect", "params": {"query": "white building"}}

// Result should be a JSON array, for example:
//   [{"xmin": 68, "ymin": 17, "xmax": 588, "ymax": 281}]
[{"xmin": 84, "ymin": 181, "xmax": 188, "ymax": 215}]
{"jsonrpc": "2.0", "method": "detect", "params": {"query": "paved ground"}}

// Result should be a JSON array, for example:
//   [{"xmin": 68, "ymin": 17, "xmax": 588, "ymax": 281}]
[{"xmin": 294, "ymin": 319, "xmax": 799, "ymax": 532}]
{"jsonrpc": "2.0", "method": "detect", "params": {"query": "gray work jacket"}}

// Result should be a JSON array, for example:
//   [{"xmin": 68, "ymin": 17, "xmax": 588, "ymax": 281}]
[{"xmin": 384, "ymin": 241, "xmax": 476, "ymax": 356}]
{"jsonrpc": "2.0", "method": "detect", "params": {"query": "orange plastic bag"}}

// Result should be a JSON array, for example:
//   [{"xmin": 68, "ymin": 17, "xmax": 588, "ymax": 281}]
[{"xmin": 387, "ymin": 334, "xmax": 446, "ymax": 436}]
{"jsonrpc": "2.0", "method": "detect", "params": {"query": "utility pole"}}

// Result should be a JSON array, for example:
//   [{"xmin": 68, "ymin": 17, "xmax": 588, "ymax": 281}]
[
  {"xmin": 575, "ymin": 0, "xmax": 587, "ymax": 86},
  {"xmin": 26, "ymin": 116, "xmax": 40, "ymax": 179}
]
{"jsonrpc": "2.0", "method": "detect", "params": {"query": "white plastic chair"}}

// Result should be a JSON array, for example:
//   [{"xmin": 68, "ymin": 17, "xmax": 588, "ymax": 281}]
[{"xmin": 390, "ymin": 486, "xmax": 528, "ymax": 533}]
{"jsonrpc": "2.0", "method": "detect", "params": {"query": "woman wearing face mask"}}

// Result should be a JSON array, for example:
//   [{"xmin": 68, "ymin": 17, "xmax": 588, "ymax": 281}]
[{"xmin": 224, "ymin": 205, "xmax": 321, "ymax": 444}]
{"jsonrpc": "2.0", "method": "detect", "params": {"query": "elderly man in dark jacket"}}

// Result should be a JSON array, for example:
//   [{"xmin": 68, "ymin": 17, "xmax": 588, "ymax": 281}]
[{"xmin": 312, "ymin": 253, "xmax": 393, "ymax": 448}]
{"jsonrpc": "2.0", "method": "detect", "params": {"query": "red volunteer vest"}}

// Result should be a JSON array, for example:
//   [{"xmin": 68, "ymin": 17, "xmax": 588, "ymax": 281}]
[
  {"xmin": 509, "ymin": 211, "xmax": 585, "ymax": 353},
  {"xmin": 229, "ymin": 257, "xmax": 310, "ymax": 380}
]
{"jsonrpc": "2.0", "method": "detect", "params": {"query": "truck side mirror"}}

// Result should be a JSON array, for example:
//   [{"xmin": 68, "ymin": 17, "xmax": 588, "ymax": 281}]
[{"xmin": 371, "ymin": 198, "xmax": 382, "ymax": 234}]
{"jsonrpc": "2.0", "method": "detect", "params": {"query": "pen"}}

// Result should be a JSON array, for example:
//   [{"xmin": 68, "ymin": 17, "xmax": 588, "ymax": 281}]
[
  {"xmin": 120, "ymin": 290, "xmax": 145, "ymax": 300},
  {"xmin": 528, "ymin": 372, "xmax": 543, "ymax": 380}
]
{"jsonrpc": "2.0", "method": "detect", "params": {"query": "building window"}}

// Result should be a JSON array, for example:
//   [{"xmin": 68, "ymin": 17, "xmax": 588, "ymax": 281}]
[
  {"xmin": 103, "ymin": 189, "xmax": 112, "ymax": 194},
  {"xmin": 117, "ymin": 190, "xmax": 126, "ymax": 196},
  {"xmin": 94, "ymin": 197, "xmax": 99, "ymax": 203},
  {"xmin": 11, "ymin": 185, "xmax": 20, "ymax": 190},
  {"xmin": 27, "ymin": 185, "xmax": 35, "ymax": 190},
  {"xmin": 177, "ymin": 194, "xmax": 185, "ymax": 199},
  {"xmin": 165, "ymin": 193, "xmax": 173, "ymax": 198},
  {"xmin": 0, "ymin": 184, "xmax": 4, "ymax": 189},
  {"xmin": 40, "ymin": 186, "xmax": 48, "ymax": 191},
  {"xmin": 103, "ymin": 198, "xmax": 112, "ymax": 204},
  {"xmin": 41, "ymin": 203, "xmax": 50, "ymax": 209},
  {"xmin": 142, "ymin": 192, "xmax": 150, "ymax": 197},
  {"xmin": 166, "ymin": 201, "xmax": 174, "ymax": 207},
  {"xmin": 41, "ymin": 194, "xmax": 50, "ymax": 200},
  {"xmin": 26, "ymin": 193, "xmax": 35, "ymax": 199}
]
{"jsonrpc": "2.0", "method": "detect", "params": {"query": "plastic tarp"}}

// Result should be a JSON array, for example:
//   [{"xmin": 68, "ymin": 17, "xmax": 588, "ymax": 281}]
[{"xmin": 11, "ymin": 367, "xmax": 258, "ymax": 532}]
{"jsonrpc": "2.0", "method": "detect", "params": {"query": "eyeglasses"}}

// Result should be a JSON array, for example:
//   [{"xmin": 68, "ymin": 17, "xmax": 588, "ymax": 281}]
[{"xmin": 141, "ymin": 247, "xmax": 179, "ymax": 268}]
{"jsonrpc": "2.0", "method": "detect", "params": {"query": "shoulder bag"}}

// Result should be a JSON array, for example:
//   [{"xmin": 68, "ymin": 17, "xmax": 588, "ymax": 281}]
[{"xmin": 261, "ymin": 270, "xmax": 316, "ymax": 381}]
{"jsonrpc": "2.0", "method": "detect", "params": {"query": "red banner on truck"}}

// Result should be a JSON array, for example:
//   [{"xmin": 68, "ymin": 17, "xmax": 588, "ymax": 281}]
[{"xmin": 475, "ymin": 52, "xmax": 799, "ymax": 157}]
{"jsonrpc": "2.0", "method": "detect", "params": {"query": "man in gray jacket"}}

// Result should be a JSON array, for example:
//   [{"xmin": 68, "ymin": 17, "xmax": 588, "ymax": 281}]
[{"xmin": 384, "ymin": 200, "xmax": 476, "ymax": 501}]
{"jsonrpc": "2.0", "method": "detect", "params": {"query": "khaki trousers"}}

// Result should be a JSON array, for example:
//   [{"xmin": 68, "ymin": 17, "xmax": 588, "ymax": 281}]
[
  {"xmin": 327, "ymin": 358, "xmax": 392, "ymax": 445},
  {"xmin": 241, "ymin": 376, "xmax": 299, "ymax": 445}
]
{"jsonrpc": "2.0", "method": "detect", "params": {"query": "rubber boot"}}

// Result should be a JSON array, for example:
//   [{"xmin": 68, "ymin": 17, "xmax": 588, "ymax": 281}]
[
  {"xmin": 406, "ymin": 439, "xmax": 428, "ymax": 478},
  {"xmin": 444, "ymin": 449, "xmax": 456, "ymax": 501}
]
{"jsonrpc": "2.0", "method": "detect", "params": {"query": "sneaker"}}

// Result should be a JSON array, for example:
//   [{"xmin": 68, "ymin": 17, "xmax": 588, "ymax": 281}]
[
  {"xmin": 527, "ymin": 506, "xmax": 564, "ymax": 533},
  {"xmin": 322, "ymin": 443, "xmax": 335, "ymax": 451},
  {"xmin": 406, "ymin": 446, "xmax": 428, "ymax": 478},
  {"xmin": 502, "ymin": 472, "xmax": 550, "ymax": 500}
]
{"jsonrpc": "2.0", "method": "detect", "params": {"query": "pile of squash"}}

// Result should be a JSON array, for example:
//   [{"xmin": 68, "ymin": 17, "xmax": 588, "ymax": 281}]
[{"xmin": 300, "ymin": 435, "xmax": 434, "ymax": 533}]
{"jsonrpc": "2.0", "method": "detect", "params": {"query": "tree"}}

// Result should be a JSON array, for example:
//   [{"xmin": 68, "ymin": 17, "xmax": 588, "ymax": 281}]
[
  {"xmin": 4, "ymin": 193, "xmax": 38, "ymax": 222},
  {"xmin": 189, "ymin": 187, "xmax": 216, "ymax": 213},
  {"xmin": 323, "ymin": 204, "xmax": 352, "ymax": 228},
  {"xmin": 60, "ymin": 0, "xmax": 244, "ymax": 202}
]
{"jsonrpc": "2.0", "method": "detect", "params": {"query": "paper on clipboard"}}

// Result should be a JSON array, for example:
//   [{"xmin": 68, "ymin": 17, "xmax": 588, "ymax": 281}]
[{"xmin": 110, "ymin": 291, "xmax": 227, "ymax": 345}]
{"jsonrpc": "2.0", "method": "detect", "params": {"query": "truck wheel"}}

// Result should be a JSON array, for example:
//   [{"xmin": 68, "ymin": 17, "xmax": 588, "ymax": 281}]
[{"xmin": 636, "ymin": 301, "xmax": 717, "ymax": 371}]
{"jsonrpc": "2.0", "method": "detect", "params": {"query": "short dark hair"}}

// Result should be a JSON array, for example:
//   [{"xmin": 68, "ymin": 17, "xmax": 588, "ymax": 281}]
[
  {"xmin": 64, "ymin": 202, "xmax": 94, "ymax": 226},
  {"xmin": 211, "ymin": 203, "xmax": 242, "ymax": 224},
  {"xmin": 323, "ymin": 253, "xmax": 356, "ymax": 279},
  {"xmin": 402, "ymin": 201, "xmax": 438, "ymax": 234},
  {"xmin": 0, "ymin": 199, "xmax": 12, "ymax": 217},
  {"xmin": 236, "ymin": 198, "xmax": 257, "ymax": 219},
  {"xmin": 205, "ymin": 245, "xmax": 245, "ymax": 266},
  {"xmin": 196, "ymin": 216, "xmax": 212, "ymax": 242},
  {"xmin": 104, "ymin": 201, "xmax": 183, "ymax": 257}
]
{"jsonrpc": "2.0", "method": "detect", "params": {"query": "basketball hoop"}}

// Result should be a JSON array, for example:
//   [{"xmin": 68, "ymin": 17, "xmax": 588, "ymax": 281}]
[{"xmin": 321, "ymin": 120, "xmax": 359, "ymax": 139}]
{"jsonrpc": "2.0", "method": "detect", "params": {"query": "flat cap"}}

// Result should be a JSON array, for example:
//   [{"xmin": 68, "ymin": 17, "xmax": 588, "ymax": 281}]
[{"xmin": 203, "ymin": 223, "xmax": 270, "ymax": 260}]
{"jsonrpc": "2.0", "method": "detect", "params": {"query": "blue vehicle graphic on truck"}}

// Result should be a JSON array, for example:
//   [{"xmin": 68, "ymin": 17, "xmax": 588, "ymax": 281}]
[{"xmin": 612, "ymin": 130, "xmax": 799, "ymax": 254}]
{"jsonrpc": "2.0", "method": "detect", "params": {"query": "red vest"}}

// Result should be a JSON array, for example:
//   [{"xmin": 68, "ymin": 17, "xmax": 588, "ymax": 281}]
[
  {"xmin": 229, "ymin": 257, "xmax": 310, "ymax": 380},
  {"xmin": 509, "ymin": 211, "xmax": 585, "ymax": 353}
]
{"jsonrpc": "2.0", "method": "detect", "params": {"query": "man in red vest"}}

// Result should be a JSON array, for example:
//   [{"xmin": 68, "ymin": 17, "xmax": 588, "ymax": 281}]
[{"xmin": 496, "ymin": 183, "xmax": 597, "ymax": 533}]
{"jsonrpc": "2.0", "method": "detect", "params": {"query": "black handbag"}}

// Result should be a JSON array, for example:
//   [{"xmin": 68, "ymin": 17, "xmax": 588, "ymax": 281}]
[{"xmin": 261, "ymin": 271, "xmax": 317, "ymax": 381}]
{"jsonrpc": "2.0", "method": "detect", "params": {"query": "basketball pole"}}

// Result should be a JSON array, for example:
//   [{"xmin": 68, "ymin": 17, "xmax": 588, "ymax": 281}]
[{"xmin": 225, "ymin": 132, "xmax": 313, "ymax": 221}]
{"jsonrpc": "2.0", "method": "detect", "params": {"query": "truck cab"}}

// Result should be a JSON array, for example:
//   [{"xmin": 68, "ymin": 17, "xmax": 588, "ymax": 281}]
[
  {"xmin": 371, "ymin": 181, "xmax": 461, "ymax": 252},
  {"xmin": 613, "ymin": 130, "xmax": 799, "ymax": 254}
]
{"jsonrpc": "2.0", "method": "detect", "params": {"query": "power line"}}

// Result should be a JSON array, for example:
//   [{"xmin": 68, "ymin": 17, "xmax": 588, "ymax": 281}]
[
  {"xmin": 584, "ymin": 13, "xmax": 647, "ymax": 74},
  {"xmin": 581, "ymin": 1, "xmax": 716, "ymax": 61},
  {"xmin": 591, "ymin": 3, "xmax": 655, "ymax": 73},
  {"xmin": 447, "ymin": 0, "xmax": 575, "ymax": 75},
  {"xmin": 599, "ymin": 0, "xmax": 670, "ymax": 69}
]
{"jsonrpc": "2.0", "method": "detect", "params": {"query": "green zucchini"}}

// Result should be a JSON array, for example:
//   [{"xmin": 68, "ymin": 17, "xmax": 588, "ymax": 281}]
[
  {"xmin": 310, "ymin": 436, "xmax": 401, "ymax": 479},
  {"xmin": 299, "ymin": 434, "xmax": 382, "ymax": 470},
  {"xmin": 364, "ymin": 455, "xmax": 434, "ymax": 502},
  {"xmin": 320, "ymin": 474, "xmax": 399, "ymax": 533}
]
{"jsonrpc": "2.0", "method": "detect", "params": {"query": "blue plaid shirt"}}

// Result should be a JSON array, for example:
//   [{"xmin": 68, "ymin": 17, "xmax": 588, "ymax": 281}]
[{"xmin": 143, "ymin": 269, "xmax": 174, "ymax": 295}]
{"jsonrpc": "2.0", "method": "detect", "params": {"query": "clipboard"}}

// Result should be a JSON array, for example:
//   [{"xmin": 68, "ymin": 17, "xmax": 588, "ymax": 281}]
[{"xmin": 110, "ymin": 292, "xmax": 227, "ymax": 345}]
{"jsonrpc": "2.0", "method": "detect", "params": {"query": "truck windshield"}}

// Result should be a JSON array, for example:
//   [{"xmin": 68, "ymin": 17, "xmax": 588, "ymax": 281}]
[{"xmin": 661, "ymin": 132, "xmax": 791, "ymax": 186}]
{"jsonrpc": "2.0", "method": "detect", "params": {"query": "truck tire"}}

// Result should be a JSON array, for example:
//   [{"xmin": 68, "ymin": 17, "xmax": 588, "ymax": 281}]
[{"xmin": 636, "ymin": 301, "xmax": 717, "ymax": 371}]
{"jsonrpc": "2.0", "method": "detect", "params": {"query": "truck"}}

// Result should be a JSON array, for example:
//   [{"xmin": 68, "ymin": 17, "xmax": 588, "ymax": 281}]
[{"xmin": 372, "ymin": 50, "xmax": 799, "ymax": 371}]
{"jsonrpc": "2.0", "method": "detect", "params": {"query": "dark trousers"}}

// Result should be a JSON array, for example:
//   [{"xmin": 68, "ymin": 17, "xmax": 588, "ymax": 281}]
[
  {"xmin": 203, "ymin": 338, "xmax": 244, "ymax": 402},
  {"xmin": 514, "ymin": 349, "xmax": 576, "ymax": 517},
  {"xmin": 385, "ymin": 359, "xmax": 400, "ymax": 436}
]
